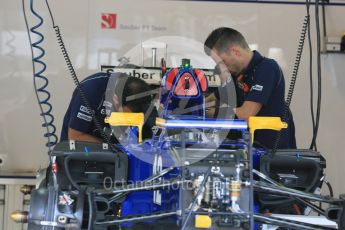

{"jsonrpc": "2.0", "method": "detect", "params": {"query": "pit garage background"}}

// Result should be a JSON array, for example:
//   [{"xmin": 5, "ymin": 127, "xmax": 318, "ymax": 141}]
[{"xmin": 0, "ymin": 0, "xmax": 345, "ymax": 228}]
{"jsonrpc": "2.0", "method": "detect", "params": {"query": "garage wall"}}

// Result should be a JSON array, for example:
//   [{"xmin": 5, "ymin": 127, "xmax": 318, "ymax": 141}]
[{"xmin": 0, "ymin": 0, "xmax": 345, "ymax": 196}]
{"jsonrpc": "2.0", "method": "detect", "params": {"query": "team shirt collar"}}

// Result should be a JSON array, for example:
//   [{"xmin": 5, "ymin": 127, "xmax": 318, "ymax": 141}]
[{"xmin": 242, "ymin": 50, "xmax": 263, "ymax": 78}]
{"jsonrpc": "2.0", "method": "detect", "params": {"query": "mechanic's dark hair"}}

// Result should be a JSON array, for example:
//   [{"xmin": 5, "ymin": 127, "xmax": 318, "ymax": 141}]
[
  {"xmin": 115, "ymin": 76, "xmax": 153, "ymax": 113},
  {"xmin": 204, "ymin": 27, "xmax": 250, "ymax": 55},
  {"xmin": 106, "ymin": 73, "xmax": 157, "ymax": 139}
]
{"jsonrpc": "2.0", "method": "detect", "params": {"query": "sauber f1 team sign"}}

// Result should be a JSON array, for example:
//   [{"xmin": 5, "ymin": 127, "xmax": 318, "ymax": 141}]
[{"xmin": 101, "ymin": 66, "xmax": 221, "ymax": 87}]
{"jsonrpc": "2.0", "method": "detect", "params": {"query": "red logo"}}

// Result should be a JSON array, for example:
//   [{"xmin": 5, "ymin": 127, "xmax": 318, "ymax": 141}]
[{"xmin": 101, "ymin": 13, "xmax": 117, "ymax": 29}]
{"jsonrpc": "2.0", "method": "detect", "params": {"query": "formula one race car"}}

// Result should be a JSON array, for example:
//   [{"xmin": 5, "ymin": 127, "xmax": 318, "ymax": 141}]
[{"xmin": 11, "ymin": 60, "xmax": 345, "ymax": 230}]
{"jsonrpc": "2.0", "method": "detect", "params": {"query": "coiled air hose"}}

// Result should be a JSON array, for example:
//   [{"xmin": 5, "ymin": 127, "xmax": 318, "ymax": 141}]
[
  {"xmin": 22, "ymin": 0, "xmax": 60, "ymax": 190},
  {"xmin": 23, "ymin": 0, "xmax": 58, "ymax": 152}
]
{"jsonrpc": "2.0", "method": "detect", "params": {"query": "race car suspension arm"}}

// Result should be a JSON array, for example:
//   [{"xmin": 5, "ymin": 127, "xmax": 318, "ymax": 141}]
[
  {"xmin": 254, "ymin": 181, "xmax": 340, "ymax": 204},
  {"xmin": 94, "ymin": 211, "xmax": 179, "ymax": 226},
  {"xmin": 254, "ymin": 214, "xmax": 336, "ymax": 230}
]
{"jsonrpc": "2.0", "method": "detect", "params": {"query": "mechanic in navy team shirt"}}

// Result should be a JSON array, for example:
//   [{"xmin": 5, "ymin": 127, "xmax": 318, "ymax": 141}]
[
  {"xmin": 60, "ymin": 72, "xmax": 158, "ymax": 143},
  {"xmin": 204, "ymin": 27, "xmax": 296, "ymax": 149}
]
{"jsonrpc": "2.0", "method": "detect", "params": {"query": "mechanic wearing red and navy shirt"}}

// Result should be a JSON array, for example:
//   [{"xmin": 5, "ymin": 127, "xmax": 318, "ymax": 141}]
[
  {"xmin": 205, "ymin": 27, "xmax": 296, "ymax": 149},
  {"xmin": 60, "ymin": 72, "xmax": 157, "ymax": 143}
]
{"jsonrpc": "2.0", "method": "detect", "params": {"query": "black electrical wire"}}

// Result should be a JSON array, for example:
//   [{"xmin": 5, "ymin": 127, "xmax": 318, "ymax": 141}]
[
  {"xmin": 271, "ymin": 14, "xmax": 309, "ymax": 154},
  {"xmin": 310, "ymin": 0, "xmax": 322, "ymax": 152},
  {"xmin": 88, "ymin": 192, "xmax": 95, "ymax": 230},
  {"xmin": 306, "ymin": 0, "xmax": 317, "ymax": 151},
  {"xmin": 324, "ymin": 180, "xmax": 334, "ymax": 198},
  {"xmin": 44, "ymin": 0, "xmax": 121, "ymax": 153},
  {"xmin": 322, "ymin": 0, "xmax": 328, "ymax": 38}
]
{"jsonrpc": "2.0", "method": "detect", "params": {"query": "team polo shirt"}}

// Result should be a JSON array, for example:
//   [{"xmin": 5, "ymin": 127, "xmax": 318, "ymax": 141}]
[
  {"xmin": 239, "ymin": 51, "xmax": 296, "ymax": 149},
  {"xmin": 60, "ymin": 72, "xmax": 158, "ymax": 142},
  {"xmin": 60, "ymin": 72, "xmax": 109, "ymax": 141}
]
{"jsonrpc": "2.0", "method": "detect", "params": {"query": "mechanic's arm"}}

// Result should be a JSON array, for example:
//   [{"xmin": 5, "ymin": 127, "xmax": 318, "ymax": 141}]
[
  {"xmin": 68, "ymin": 128, "xmax": 102, "ymax": 143},
  {"xmin": 234, "ymin": 101, "xmax": 262, "ymax": 121}
]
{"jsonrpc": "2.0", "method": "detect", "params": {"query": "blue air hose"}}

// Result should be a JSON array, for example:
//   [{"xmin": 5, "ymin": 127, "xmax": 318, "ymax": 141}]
[{"xmin": 23, "ymin": 0, "xmax": 58, "ymax": 152}]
